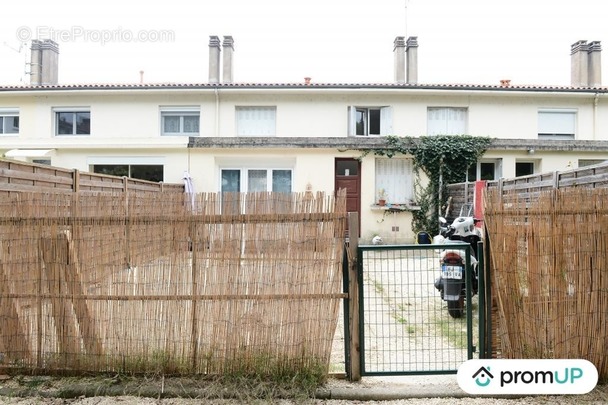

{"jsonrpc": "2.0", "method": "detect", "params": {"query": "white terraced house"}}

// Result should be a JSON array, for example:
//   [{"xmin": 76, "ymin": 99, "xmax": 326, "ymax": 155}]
[{"xmin": 1, "ymin": 36, "xmax": 607, "ymax": 242}]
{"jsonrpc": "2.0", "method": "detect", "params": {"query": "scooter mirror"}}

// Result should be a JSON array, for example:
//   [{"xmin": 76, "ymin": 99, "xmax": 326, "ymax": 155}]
[{"xmin": 439, "ymin": 217, "xmax": 447, "ymax": 224}]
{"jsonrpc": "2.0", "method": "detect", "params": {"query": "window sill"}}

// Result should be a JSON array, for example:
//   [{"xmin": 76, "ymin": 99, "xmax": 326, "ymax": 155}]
[{"xmin": 370, "ymin": 203, "xmax": 420, "ymax": 212}]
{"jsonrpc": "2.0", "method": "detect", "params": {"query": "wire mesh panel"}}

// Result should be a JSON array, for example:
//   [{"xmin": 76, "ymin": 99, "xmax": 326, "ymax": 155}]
[{"xmin": 359, "ymin": 244, "xmax": 476, "ymax": 375}]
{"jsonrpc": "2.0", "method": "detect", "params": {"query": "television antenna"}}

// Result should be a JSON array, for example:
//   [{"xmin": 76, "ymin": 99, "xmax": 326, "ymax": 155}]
[
  {"xmin": 3, "ymin": 41, "xmax": 26, "ymax": 53},
  {"xmin": 3, "ymin": 40, "xmax": 30, "ymax": 83}
]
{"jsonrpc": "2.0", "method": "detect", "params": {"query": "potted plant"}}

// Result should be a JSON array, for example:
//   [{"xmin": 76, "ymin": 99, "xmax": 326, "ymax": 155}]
[{"xmin": 377, "ymin": 188, "xmax": 388, "ymax": 206}]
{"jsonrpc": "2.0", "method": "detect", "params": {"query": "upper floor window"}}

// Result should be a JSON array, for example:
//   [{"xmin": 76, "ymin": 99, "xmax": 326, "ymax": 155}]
[
  {"xmin": 538, "ymin": 109, "xmax": 576, "ymax": 140},
  {"xmin": 160, "ymin": 106, "xmax": 200, "ymax": 135},
  {"xmin": 348, "ymin": 106, "xmax": 392, "ymax": 136},
  {"xmin": 0, "ymin": 109, "xmax": 19, "ymax": 134},
  {"xmin": 375, "ymin": 158, "xmax": 414, "ymax": 204},
  {"xmin": 427, "ymin": 107, "xmax": 467, "ymax": 135},
  {"xmin": 236, "ymin": 106, "xmax": 276, "ymax": 136},
  {"xmin": 55, "ymin": 108, "xmax": 90, "ymax": 135}
]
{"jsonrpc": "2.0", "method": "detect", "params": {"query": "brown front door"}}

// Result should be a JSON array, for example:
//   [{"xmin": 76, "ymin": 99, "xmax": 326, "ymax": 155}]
[{"xmin": 335, "ymin": 158, "xmax": 361, "ymax": 236}]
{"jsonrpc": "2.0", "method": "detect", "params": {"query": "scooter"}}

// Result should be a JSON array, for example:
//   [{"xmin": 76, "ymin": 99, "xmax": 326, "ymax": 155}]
[{"xmin": 433, "ymin": 207, "xmax": 482, "ymax": 318}]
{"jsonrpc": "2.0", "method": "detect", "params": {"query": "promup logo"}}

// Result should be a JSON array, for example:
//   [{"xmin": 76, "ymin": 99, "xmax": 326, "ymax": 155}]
[
  {"xmin": 472, "ymin": 366, "xmax": 494, "ymax": 387},
  {"xmin": 457, "ymin": 359, "xmax": 598, "ymax": 395}
]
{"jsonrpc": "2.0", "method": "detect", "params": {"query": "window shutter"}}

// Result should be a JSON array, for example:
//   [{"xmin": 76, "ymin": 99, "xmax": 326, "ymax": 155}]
[
  {"xmin": 427, "ymin": 108, "xmax": 446, "ymax": 135},
  {"xmin": 347, "ymin": 106, "xmax": 356, "ymax": 136},
  {"xmin": 446, "ymin": 108, "xmax": 467, "ymax": 134},
  {"xmin": 427, "ymin": 107, "xmax": 467, "ymax": 135},
  {"xmin": 237, "ymin": 107, "xmax": 276, "ymax": 136},
  {"xmin": 538, "ymin": 110, "xmax": 575, "ymax": 137},
  {"xmin": 375, "ymin": 158, "xmax": 414, "ymax": 203},
  {"xmin": 380, "ymin": 106, "xmax": 393, "ymax": 135}
]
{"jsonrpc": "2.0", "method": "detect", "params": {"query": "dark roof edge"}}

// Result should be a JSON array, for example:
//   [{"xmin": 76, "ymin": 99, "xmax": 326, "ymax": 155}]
[
  {"xmin": 188, "ymin": 137, "xmax": 608, "ymax": 152},
  {"xmin": 1, "ymin": 82, "xmax": 607, "ymax": 93}
]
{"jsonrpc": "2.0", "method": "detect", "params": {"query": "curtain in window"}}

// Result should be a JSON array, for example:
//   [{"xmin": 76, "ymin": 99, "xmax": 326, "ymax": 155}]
[
  {"xmin": 0, "ymin": 115, "xmax": 19, "ymax": 134},
  {"xmin": 163, "ymin": 116, "xmax": 180, "ymax": 133},
  {"xmin": 183, "ymin": 115, "xmax": 199, "ymax": 133},
  {"xmin": 248, "ymin": 169, "xmax": 267, "ymax": 192}
]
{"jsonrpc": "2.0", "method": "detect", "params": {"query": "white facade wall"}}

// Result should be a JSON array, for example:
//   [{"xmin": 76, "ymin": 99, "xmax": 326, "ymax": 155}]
[{"xmin": 2, "ymin": 86, "xmax": 608, "ymax": 242}]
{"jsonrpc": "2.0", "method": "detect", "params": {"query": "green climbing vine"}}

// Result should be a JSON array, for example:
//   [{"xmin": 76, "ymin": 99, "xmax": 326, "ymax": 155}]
[{"xmin": 364, "ymin": 135, "xmax": 492, "ymax": 235}]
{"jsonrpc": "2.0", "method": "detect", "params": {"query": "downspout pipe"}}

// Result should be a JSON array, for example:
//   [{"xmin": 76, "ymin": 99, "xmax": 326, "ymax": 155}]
[
  {"xmin": 593, "ymin": 92, "xmax": 599, "ymax": 141},
  {"xmin": 215, "ymin": 86, "xmax": 220, "ymax": 137}
]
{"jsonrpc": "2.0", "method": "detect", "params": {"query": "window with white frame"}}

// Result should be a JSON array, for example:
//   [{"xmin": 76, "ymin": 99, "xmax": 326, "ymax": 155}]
[
  {"xmin": 427, "ymin": 107, "xmax": 467, "ymax": 135},
  {"xmin": 0, "ymin": 109, "xmax": 19, "ymax": 134},
  {"xmin": 221, "ymin": 168, "xmax": 292, "ymax": 193},
  {"xmin": 220, "ymin": 167, "xmax": 292, "ymax": 214},
  {"xmin": 467, "ymin": 159, "xmax": 502, "ymax": 181},
  {"xmin": 538, "ymin": 109, "xmax": 576, "ymax": 139},
  {"xmin": 579, "ymin": 159, "xmax": 606, "ymax": 168},
  {"xmin": 160, "ymin": 106, "xmax": 200, "ymax": 135},
  {"xmin": 236, "ymin": 106, "xmax": 276, "ymax": 136},
  {"xmin": 515, "ymin": 161, "xmax": 535, "ymax": 177},
  {"xmin": 55, "ymin": 108, "xmax": 90, "ymax": 135},
  {"xmin": 348, "ymin": 106, "xmax": 392, "ymax": 136},
  {"xmin": 375, "ymin": 158, "xmax": 414, "ymax": 204}
]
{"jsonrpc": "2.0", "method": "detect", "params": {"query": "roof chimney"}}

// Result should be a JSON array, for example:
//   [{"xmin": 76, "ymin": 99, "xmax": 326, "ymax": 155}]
[
  {"xmin": 222, "ymin": 35, "xmax": 234, "ymax": 84},
  {"xmin": 393, "ymin": 36, "xmax": 406, "ymax": 84},
  {"xmin": 30, "ymin": 39, "xmax": 59, "ymax": 85},
  {"xmin": 588, "ymin": 41, "xmax": 602, "ymax": 87},
  {"xmin": 571, "ymin": 40, "xmax": 589, "ymax": 87},
  {"xmin": 208, "ymin": 35, "xmax": 221, "ymax": 84},
  {"xmin": 406, "ymin": 36, "xmax": 418, "ymax": 84}
]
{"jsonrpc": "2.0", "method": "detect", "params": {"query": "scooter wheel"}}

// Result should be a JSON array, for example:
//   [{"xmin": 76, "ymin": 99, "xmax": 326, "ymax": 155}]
[{"xmin": 447, "ymin": 297, "xmax": 464, "ymax": 318}]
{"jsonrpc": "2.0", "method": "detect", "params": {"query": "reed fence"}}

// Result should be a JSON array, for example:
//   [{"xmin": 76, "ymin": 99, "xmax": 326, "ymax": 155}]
[
  {"xmin": 484, "ymin": 187, "xmax": 608, "ymax": 379},
  {"xmin": 0, "ymin": 190, "xmax": 347, "ymax": 375}
]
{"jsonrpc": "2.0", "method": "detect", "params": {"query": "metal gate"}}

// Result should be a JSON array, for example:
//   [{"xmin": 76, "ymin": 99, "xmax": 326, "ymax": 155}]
[{"xmin": 350, "ymin": 242, "xmax": 489, "ymax": 376}]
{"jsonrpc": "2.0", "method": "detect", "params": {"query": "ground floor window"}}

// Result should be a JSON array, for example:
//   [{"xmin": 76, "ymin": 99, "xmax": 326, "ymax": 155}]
[
  {"xmin": 375, "ymin": 158, "xmax": 414, "ymax": 204},
  {"xmin": 221, "ymin": 168, "xmax": 292, "ymax": 193},
  {"xmin": 220, "ymin": 167, "xmax": 293, "ymax": 214},
  {"xmin": 92, "ymin": 164, "xmax": 164, "ymax": 182},
  {"xmin": 515, "ymin": 161, "xmax": 535, "ymax": 177},
  {"xmin": 468, "ymin": 160, "xmax": 502, "ymax": 181},
  {"xmin": 579, "ymin": 159, "xmax": 607, "ymax": 167}
]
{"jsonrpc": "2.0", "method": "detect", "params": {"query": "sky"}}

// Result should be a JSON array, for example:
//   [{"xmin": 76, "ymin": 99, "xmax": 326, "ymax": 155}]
[{"xmin": 0, "ymin": 0, "xmax": 606, "ymax": 87}]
